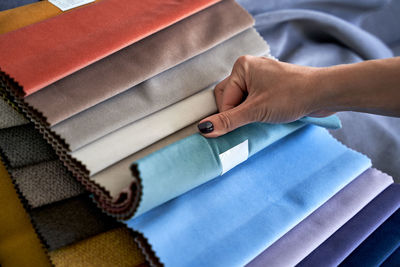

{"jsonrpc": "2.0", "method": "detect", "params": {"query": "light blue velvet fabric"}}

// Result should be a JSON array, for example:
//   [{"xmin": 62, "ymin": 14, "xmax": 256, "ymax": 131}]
[
  {"xmin": 128, "ymin": 126, "xmax": 371, "ymax": 267},
  {"xmin": 134, "ymin": 116, "xmax": 340, "ymax": 217}
]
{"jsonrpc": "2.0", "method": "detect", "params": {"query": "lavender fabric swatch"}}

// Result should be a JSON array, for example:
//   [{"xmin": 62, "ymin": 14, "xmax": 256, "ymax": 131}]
[
  {"xmin": 30, "ymin": 195, "xmax": 121, "ymax": 251},
  {"xmin": 10, "ymin": 160, "xmax": 85, "ymax": 208},
  {"xmin": 246, "ymin": 168, "xmax": 393, "ymax": 267},
  {"xmin": 298, "ymin": 184, "xmax": 400, "ymax": 267},
  {"xmin": 0, "ymin": 99, "xmax": 27, "ymax": 129},
  {"xmin": 25, "ymin": 0, "xmax": 253, "ymax": 126},
  {"xmin": 53, "ymin": 28, "xmax": 269, "ymax": 151},
  {"xmin": 0, "ymin": 124, "xmax": 56, "ymax": 168},
  {"xmin": 340, "ymin": 209, "xmax": 400, "ymax": 267}
]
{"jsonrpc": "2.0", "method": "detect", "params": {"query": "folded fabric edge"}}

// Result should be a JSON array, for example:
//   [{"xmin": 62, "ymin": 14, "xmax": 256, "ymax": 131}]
[{"xmin": 0, "ymin": 153, "xmax": 54, "ymax": 266}]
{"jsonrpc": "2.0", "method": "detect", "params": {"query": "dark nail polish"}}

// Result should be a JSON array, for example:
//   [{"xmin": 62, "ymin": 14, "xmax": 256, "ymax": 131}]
[{"xmin": 198, "ymin": 121, "xmax": 214, "ymax": 134}]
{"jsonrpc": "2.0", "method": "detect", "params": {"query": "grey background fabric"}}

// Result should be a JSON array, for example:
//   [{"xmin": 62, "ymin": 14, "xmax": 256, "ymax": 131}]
[
  {"xmin": 53, "ymin": 28, "xmax": 268, "ymax": 151},
  {"xmin": 30, "ymin": 195, "xmax": 121, "ymax": 251},
  {"xmin": 11, "ymin": 160, "xmax": 85, "ymax": 208},
  {"xmin": 0, "ymin": 99, "xmax": 27, "ymax": 129},
  {"xmin": 330, "ymin": 112, "xmax": 400, "ymax": 183},
  {"xmin": 0, "ymin": 124, "xmax": 57, "ymax": 168}
]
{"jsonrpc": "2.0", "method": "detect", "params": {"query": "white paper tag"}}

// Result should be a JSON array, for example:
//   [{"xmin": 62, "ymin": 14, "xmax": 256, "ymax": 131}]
[
  {"xmin": 219, "ymin": 140, "xmax": 249, "ymax": 175},
  {"xmin": 49, "ymin": 0, "xmax": 95, "ymax": 11}
]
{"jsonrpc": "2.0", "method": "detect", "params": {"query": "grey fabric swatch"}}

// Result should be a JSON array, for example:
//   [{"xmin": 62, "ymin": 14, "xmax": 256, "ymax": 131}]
[
  {"xmin": 0, "ymin": 99, "xmax": 27, "ymax": 129},
  {"xmin": 30, "ymin": 195, "xmax": 121, "ymax": 251},
  {"xmin": 330, "ymin": 112, "xmax": 400, "ymax": 183},
  {"xmin": 11, "ymin": 160, "xmax": 85, "ymax": 208},
  {"xmin": 53, "ymin": 28, "xmax": 268, "ymax": 151},
  {"xmin": 0, "ymin": 124, "xmax": 57, "ymax": 168}
]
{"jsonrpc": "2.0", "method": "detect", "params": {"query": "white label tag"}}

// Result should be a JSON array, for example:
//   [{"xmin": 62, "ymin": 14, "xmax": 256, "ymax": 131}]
[
  {"xmin": 49, "ymin": 0, "xmax": 95, "ymax": 11},
  {"xmin": 219, "ymin": 140, "xmax": 249, "ymax": 175}
]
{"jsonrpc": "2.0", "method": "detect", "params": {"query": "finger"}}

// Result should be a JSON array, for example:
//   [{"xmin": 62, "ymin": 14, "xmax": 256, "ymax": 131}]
[
  {"xmin": 220, "ymin": 75, "xmax": 247, "ymax": 112},
  {"xmin": 214, "ymin": 77, "xmax": 229, "ymax": 112}
]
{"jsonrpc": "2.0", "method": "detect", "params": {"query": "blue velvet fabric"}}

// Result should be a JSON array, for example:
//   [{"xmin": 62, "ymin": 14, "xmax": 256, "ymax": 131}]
[
  {"xmin": 0, "ymin": 0, "xmax": 39, "ymax": 11},
  {"xmin": 340, "ymin": 209, "xmax": 400, "ymax": 267},
  {"xmin": 128, "ymin": 126, "xmax": 370, "ymax": 267},
  {"xmin": 381, "ymin": 246, "xmax": 400, "ymax": 267}
]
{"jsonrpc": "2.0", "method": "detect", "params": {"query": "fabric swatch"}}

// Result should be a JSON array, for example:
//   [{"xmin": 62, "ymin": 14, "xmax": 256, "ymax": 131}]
[
  {"xmin": 0, "ymin": 98, "xmax": 27, "ymax": 129},
  {"xmin": 25, "ymin": 0, "xmax": 253, "ymax": 126},
  {"xmin": 0, "ymin": 0, "xmax": 100, "ymax": 35},
  {"xmin": 246, "ymin": 168, "xmax": 393, "ymax": 267},
  {"xmin": 30, "ymin": 195, "xmax": 121, "ymax": 251},
  {"xmin": 0, "ymin": 0, "xmax": 39, "ymax": 11},
  {"xmin": 340, "ymin": 209, "xmax": 400, "ymax": 267},
  {"xmin": 0, "ymin": 161, "xmax": 51, "ymax": 267},
  {"xmin": 49, "ymin": 228, "xmax": 146, "ymax": 267},
  {"xmin": 298, "ymin": 184, "xmax": 400, "ymax": 267},
  {"xmin": 128, "ymin": 126, "xmax": 371, "ymax": 267},
  {"xmin": 10, "ymin": 160, "xmax": 85, "ymax": 208},
  {"xmin": 381, "ymin": 247, "xmax": 400, "ymax": 267},
  {"xmin": 53, "ymin": 27, "xmax": 268, "ymax": 151},
  {"xmin": 330, "ymin": 111, "xmax": 400, "ymax": 183},
  {"xmin": 0, "ymin": 0, "xmax": 221, "ymax": 95},
  {"xmin": 0, "ymin": 124, "xmax": 57, "ymax": 168}
]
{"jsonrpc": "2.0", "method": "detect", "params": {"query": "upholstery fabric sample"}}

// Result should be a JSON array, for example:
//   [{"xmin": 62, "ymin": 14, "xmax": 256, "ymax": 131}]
[
  {"xmin": 330, "ymin": 111, "xmax": 400, "ymax": 183},
  {"xmin": 0, "ymin": 0, "xmax": 221, "ymax": 96},
  {"xmin": 128, "ymin": 126, "xmax": 371, "ymax": 267},
  {"xmin": 340, "ymin": 209, "xmax": 400, "ymax": 267},
  {"xmin": 53, "ymin": 27, "xmax": 268, "ymax": 151},
  {"xmin": 0, "ymin": 124, "xmax": 57, "ymax": 168},
  {"xmin": 246, "ymin": 168, "xmax": 393, "ymax": 267},
  {"xmin": 130, "ymin": 117, "xmax": 341, "ymax": 218},
  {"xmin": 0, "ymin": 161, "xmax": 51, "ymax": 267},
  {"xmin": 298, "ymin": 184, "xmax": 400, "ymax": 267},
  {"xmin": 381, "ymin": 247, "xmax": 400, "ymax": 267},
  {"xmin": 10, "ymin": 160, "xmax": 85, "ymax": 208},
  {"xmin": 0, "ymin": 0, "xmax": 39, "ymax": 11},
  {"xmin": 0, "ymin": 0, "xmax": 100, "ymax": 35},
  {"xmin": 0, "ymin": 98, "xmax": 27, "ymax": 129},
  {"xmin": 30, "ymin": 195, "xmax": 121, "ymax": 251},
  {"xmin": 49, "ymin": 228, "xmax": 146, "ymax": 267},
  {"xmin": 25, "ymin": 0, "xmax": 253, "ymax": 126}
]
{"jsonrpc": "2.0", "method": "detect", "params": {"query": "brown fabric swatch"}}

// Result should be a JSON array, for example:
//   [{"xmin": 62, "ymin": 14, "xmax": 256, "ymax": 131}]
[
  {"xmin": 10, "ymin": 160, "xmax": 85, "ymax": 208},
  {"xmin": 30, "ymin": 195, "xmax": 121, "ymax": 251},
  {"xmin": 49, "ymin": 228, "xmax": 147, "ymax": 267},
  {"xmin": 24, "ymin": 0, "xmax": 253, "ymax": 126},
  {"xmin": 0, "ymin": 124, "xmax": 57, "ymax": 168},
  {"xmin": 0, "ymin": 161, "xmax": 51, "ymax": 267}
]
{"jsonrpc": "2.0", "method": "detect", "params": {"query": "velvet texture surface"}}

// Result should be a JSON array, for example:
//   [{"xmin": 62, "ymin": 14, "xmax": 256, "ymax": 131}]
[
  {"xmin": 246, "ymin": 168, "xmax": 393, "ymax": 267},
  {"xmin": 381, "ymin": 247, "xmax": 400, "ymax": 267},
  {"xmin": 0, "ymin": 0, "xmax": 221, "ymax": 95},
  {"xmin": 0, "ymin": 0, "xmax": 39, "ymax": 11},
  {"xmin": 0, "ymin": 0, "xmax": 100, "ymax": 35},
  {"xmin": 0, "ymin": 99, "xmax": 27, "ymax": 129},
  {"xmin": 10, "ymin": 160, "xmax": 85, "ymax": 208},
  {"xmin": 128, "ymin": 126, "xmax": 371, "ymax": 266},
  {"xmin": 298, "ymin": 184, "xmax": 400, "ymax": 266},
  {"xmin": 340, "ymin": 209, "xmax": 400, "ymax": 267},
  {"xmin": 25, "ymin": 0, "xmax": 252, "ymax": 126},
  {"xmin": 0, "ymin": 161, "xmax": 51, "ymax": 267},
  {"xmin": 53, "ymin": 27, "xmax": 267, "ymax": 151},
  {"xmin": 30, "ymin": 195, "xmax": 121, "ymax": 251},
  {"xmin": 49, "ymin": 228, "xmax": 146, "ymax": 267}
]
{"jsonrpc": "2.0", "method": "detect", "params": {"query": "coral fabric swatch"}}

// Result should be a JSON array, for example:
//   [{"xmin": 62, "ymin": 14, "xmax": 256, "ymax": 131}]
[
  {"xmin": 25, "ymin": 0, "xmax": 252, "ymax": 126},
  {"xmin": 340, "ymin": 209, "xmax": 400, "ymax": 266},
  {"xmin": 0, "ymin": 161, "xmax": 51, "ymax": 267},
  {"xmin": 0, "ymin": 0, "xmax": 221, "ymax": 95},
  {"xmin": 298, "ymin": 184, "xmax": 400, "ymax": 266},
  {"xmin": 52, "ymin": 27, "xmax": 266, "ymax": 151},
  {"xmin": 128, "ymin": 126, "xmax": 370, "ymax": 266},
  {"xmin": 0, "ymin": 0, "xmax": 100, "ymax": 35},
  {"xmin": 49, "ymin": 228, "xmax": 146, "ymax": 267},
  {"xmin": 246, "ymin": 168, "xmax": 393, "ymax": 267}
]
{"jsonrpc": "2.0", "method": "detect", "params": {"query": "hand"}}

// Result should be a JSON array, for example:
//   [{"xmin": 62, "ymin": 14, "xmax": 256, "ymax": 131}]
[{"xmin": 198, "ymin": 55, "xmax": 328, "ymax": 137}]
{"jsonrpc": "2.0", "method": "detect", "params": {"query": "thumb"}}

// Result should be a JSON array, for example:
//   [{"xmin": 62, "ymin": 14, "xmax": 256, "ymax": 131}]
[{"xmin": 198, "ymin": 103, "xmax": 253, "ymax": 138}]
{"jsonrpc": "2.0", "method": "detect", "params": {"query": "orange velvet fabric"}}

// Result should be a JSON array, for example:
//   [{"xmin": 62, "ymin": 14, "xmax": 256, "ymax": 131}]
[{"xmin": 0, "ymin": 0, "xmax": 221, "ymax": 96}]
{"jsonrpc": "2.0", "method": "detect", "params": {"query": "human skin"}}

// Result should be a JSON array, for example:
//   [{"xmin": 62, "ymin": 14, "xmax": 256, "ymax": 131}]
[{"xmin": 198, "ymin": 56, "xmax": 400, "ymax": 137}]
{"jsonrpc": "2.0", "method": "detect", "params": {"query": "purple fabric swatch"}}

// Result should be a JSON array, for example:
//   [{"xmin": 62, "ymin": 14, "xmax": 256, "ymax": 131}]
[{"xmin": 297, "ymin": 184, "xmax": 400, "ymax": 267}]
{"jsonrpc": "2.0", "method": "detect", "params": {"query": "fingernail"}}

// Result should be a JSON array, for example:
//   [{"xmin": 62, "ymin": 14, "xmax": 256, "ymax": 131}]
[{"xmin": 198, "ymin": 121, "xmax": 214, "ymax": 134}]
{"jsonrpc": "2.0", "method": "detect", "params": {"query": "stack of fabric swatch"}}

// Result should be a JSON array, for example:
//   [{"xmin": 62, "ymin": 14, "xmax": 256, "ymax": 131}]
[{"xmin": 0, "ymin": 0, "xmax": 399, "ymax": 266}]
